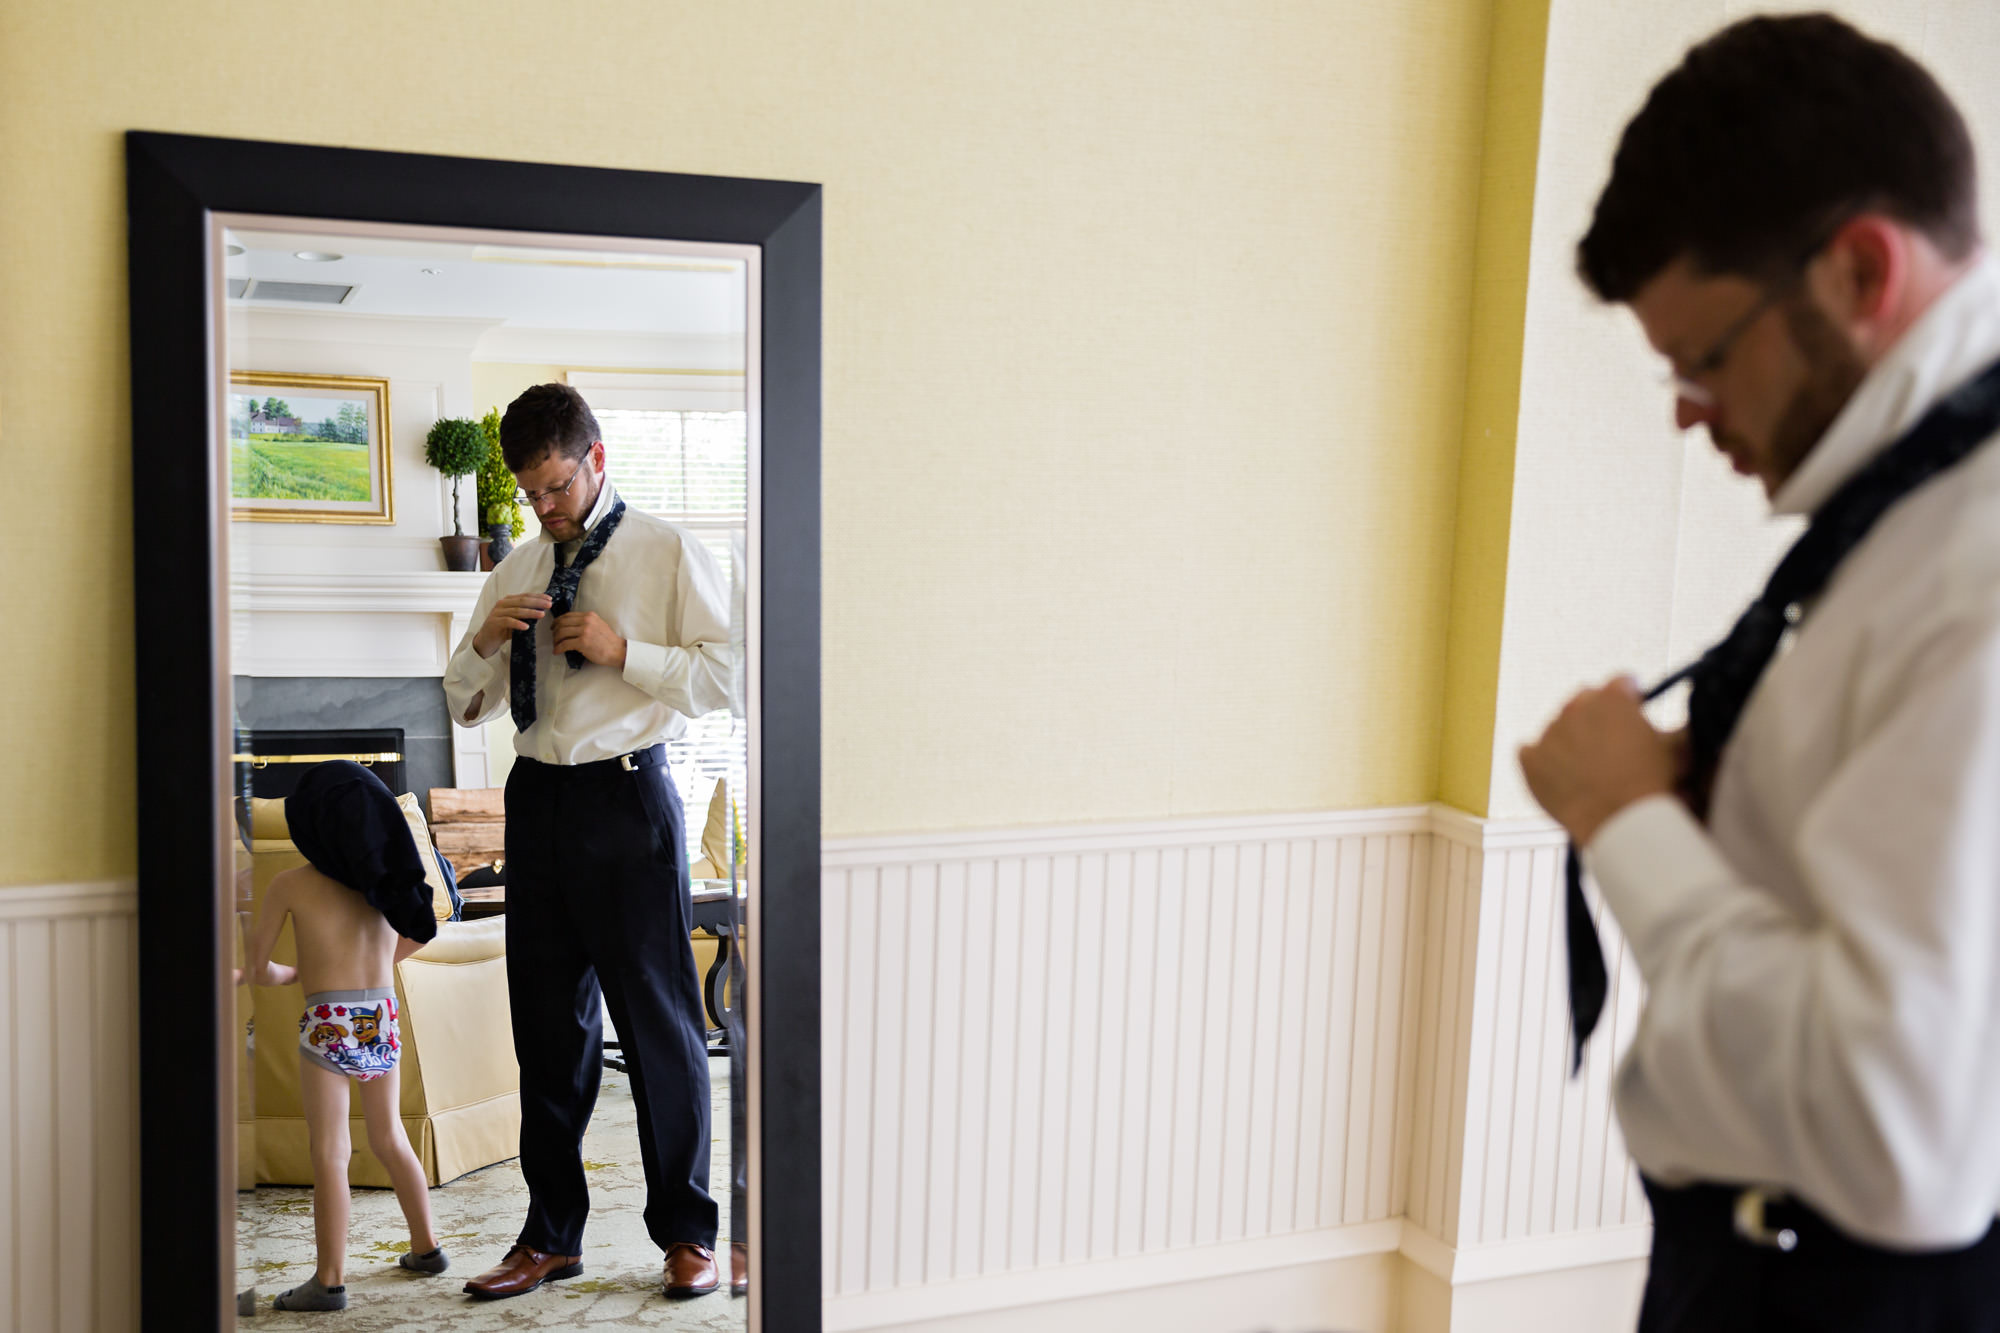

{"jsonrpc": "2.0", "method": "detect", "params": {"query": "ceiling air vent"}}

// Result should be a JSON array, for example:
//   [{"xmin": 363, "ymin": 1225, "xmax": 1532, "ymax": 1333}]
[{"xmin": 243, "ymin": 279, "xmax": 356, "ymax": 305}]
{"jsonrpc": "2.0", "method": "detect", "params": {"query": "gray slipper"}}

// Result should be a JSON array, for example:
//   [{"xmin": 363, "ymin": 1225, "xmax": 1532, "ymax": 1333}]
[
  {"xmin": 272, "ymin": 1274, "xmax": 348, "ymax": 1311},
  {"xmin": 399, "ymin": 1247, "xmax": 450, "ymax": 1275}
]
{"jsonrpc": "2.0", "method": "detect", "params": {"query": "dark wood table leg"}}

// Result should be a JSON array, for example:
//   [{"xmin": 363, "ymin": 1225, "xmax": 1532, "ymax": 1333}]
[{"xmin": 704, "ymin": 924, "xmax": 734, "ymax": 1054}]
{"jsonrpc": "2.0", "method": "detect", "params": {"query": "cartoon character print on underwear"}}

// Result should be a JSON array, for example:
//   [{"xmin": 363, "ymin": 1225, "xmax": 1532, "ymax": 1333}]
[
  {"xmin": 350, "ymin": 1005, "xmax": 382, "ymax": 1045},
  {"xmin": 308, "ymin": 1021, "xmax": 348, "ymax": 1047}
]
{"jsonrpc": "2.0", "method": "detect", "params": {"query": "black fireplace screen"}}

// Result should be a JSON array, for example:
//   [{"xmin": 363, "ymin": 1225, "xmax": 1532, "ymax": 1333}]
[{"xmin": 233, "ymin": 728, "xmax": 407, "ymax": 801}]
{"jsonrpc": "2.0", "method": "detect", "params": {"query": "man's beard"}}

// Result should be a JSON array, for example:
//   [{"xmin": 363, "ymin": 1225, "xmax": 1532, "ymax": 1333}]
[{"xmin": 1764, "ymin": 297, "xmax": 1868, "ymax": 490}]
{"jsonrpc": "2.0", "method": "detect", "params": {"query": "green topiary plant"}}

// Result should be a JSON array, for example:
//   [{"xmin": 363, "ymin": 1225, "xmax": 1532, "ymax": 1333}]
[
  {"xmin": 423, "ymin": 417, "xmax": 488, "ymax": 537},
  {"xmin": 474, "ymin": 407, "xmax": 524, "ymax": 538}
]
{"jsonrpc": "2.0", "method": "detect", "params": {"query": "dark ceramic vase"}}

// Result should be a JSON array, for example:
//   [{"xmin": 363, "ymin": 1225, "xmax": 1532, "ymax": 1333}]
[
  {"xmin": 486, "ymin": 522, "xmax": 515, "ymax": 564},
  {"xmin": 439, "ymin": 534, "xmax": 481, "ymax": 572}
]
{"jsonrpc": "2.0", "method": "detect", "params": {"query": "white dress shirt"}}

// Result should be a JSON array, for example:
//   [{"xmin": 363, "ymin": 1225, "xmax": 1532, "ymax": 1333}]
[
  {"xmin": 1587, "ymin": 255, "xmax": 2000, "ymax": 1249},
  {"xmin": 443, "ymin": 481, "xmax": 735, "ymax": 764}
]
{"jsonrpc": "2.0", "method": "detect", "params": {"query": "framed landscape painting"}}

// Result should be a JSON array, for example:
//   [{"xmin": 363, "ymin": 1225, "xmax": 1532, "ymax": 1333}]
[{"xmin": 228, "ymin": 371, "xmax": 394, "ymax": 522}]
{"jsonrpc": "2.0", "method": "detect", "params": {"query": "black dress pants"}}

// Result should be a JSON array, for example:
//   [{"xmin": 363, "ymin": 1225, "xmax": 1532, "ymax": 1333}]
[
  {"xmin": 504, "ymin": 747, "xmax": 717, "ymax": 1254},
  {"xmin": 1640, "ymin": 1178, "xmax": 2000, "ymax": 1333}
]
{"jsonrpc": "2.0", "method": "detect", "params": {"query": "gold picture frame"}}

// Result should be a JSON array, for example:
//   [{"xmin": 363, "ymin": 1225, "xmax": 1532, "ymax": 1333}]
[{"xmin": 228, "ymin": 371, "xmax": 394, "ymax": 523}]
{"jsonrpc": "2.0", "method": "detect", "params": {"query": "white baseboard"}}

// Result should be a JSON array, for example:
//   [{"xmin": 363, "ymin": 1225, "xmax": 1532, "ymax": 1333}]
[
  {"xmin": 1399, "ymin": 1220, "xmax": 1651, "ymax": 1284},
  {"xmin": 823, "ymin": 1218, "xmax": 1651, "ymax": 1333},
  {"xmin": 823, "ymin": 1221, "xmax": 1404, "ymax": 1332}
]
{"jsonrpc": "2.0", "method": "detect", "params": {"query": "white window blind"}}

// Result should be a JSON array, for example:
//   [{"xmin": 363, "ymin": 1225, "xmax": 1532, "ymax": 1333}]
[
  {"xmin": 573, "ymin": 378, "xmax": 749, "ymax": 853},
  {"xmin": 595, "ymin": 408, "xmax": 747, "ymax": 524}
]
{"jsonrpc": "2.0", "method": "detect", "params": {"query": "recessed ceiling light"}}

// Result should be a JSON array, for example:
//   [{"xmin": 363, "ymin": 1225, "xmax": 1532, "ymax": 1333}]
[
  {"xmin": 294, "ymin": 250, "xmax": 343, "ymax": 262},
  {"xmin": 224, "ymin": 243, "xmax": 245, "ymax": 257}
]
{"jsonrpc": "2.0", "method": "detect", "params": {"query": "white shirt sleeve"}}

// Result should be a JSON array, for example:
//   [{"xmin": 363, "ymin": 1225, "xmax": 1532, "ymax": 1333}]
[
  {"xmin": 443, "ymin": 574, "xmax": 510, "ymax": 728},
  {"xmin": 1586, "ymin": 608, "xmax": 2000, "ymax": 1247},
  {"xmin": 619, "ymin": 530, "xmax": 735, "ymax": 719}
]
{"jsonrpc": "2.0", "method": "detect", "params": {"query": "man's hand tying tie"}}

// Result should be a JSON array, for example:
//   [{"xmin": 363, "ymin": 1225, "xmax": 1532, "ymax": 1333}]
[
  {"xmin": 1519, "ymin": 676, "xmax": 1682, "ymax": 846},
  {"xmin": 551, "ymin": 611, "xmax": 627, "ymax": 669}
]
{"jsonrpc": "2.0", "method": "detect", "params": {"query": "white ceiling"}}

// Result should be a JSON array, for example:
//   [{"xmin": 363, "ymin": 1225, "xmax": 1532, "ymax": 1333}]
[{"xmin": 223, "ymin": 227, "xmax": 748, "ymax": 337}]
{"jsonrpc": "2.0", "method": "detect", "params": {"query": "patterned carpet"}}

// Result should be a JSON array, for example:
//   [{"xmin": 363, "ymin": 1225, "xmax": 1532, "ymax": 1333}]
[{"xmin": 242, "ymin": 1065, "xmax": 742, "ymax": 1329}]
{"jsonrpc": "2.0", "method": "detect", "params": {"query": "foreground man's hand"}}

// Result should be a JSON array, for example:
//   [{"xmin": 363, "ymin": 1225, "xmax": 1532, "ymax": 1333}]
[
  {"xmin": 1519, "ymin": 676, "xmax": 1679, "ymax": 846},
  {"xmin": 473, "ymin": 593, "xmax": 553, "ymax": 658},
  {"xmin": 551, "ymin": 611, "xmax": 627, "ymax": 669}
]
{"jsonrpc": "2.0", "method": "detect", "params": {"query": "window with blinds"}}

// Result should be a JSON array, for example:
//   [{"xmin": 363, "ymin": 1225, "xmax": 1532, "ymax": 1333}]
[
  {"xmin": 595, "ymin": 408, "xmax": 747, "ymax": 523},
  {"xmin": 574, "ymin": 378, "xmax": 749, "ymax": 861}
]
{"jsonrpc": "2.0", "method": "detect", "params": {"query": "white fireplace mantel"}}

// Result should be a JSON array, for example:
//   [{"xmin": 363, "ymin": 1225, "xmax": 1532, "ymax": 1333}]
[
  {"xmin": 228, "ymin": 567, "xmax": 489, "ymax": 682},
  {"xmin": 229, "ymin": 569, "xmax": 487, "ymax": 618}
]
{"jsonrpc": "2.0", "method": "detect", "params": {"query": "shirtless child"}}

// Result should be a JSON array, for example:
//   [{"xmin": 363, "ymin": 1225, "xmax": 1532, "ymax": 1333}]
[{"xmin": 244, "ymin": 761, "xmax": 450, "ymax": 1312}]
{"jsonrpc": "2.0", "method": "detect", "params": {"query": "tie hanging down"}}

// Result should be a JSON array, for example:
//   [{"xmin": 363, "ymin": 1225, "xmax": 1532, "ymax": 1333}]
[
  {"xmin": 1564, "ymin": 356, "xmax": 2000, "ymax": 1075},
  {"xmin": 511, "ymin": 496, "xmax": 627, "ymax": 733}
]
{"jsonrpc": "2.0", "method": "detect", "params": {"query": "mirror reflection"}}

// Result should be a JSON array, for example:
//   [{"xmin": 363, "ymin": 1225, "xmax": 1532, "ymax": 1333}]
[{"xmin": 223, "ymin": 220, "xmax": 754, "ymax": 1328}]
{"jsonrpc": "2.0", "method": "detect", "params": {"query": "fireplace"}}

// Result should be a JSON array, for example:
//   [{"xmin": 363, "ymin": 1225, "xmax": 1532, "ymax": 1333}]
[
  {"xmin": 232, "ymin": 675, "xmax": 455, "ymax": 814},
  {"xmin": 228, "ymin": 568, "xmax": 501, "ymax": 794}
]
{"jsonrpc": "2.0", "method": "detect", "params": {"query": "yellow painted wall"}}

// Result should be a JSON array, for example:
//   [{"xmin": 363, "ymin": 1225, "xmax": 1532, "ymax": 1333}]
[
  {"xmin": 467, "ymin": 363, "xmax": 567, "ymax": 548},
  {"xmin": 1433, "ymin": 0, "xmax": 1551, "ymax": 816},
  {"xmin": 469, "ymin": 364, "xmax": 568, "ymax": 425},
  {"xmin": 3, "ymin": 0, "xmax": 1504, "ymax": 883}
]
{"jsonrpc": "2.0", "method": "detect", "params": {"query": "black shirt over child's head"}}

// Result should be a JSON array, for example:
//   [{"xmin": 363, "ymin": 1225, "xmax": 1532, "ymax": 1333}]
[{"xmin": 285, "ymin": 761, "xmax": 440, "ymax": 945}]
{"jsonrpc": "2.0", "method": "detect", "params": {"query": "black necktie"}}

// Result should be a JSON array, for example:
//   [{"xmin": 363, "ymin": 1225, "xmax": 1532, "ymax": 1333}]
[
  {"xmin": 510, "ymin": 496, "xmax": 627, "ymax": 732},
  {"xmin": 1566, "ymin": 355, "xmax": 2000, "ymax": 1075}
]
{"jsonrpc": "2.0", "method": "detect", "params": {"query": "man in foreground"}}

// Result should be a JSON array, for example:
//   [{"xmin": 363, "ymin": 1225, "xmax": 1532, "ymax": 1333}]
[{"xmin": 1519, "ymin": 15, "xmax": 2000, "ymax": 1330}]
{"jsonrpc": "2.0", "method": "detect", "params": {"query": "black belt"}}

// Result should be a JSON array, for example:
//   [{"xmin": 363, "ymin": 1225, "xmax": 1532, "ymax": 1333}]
[
  {"xmin": 517, "ymin": 743, "xmax": 669, "ymax": 776},
  {"xmin": 1645, "ymin": 1177, "xmax": 1988, "ymax": 1257}
]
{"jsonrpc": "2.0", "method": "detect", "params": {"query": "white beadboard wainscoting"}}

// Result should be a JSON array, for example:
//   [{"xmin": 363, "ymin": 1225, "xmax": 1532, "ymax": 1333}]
[
  {"xmin": 822, "ymin": 807, "xmax": 1649, "ymax": 1332},
  {"xmin": 5, "ymin": 805, "xmax": 1645, "ymax": 1333},
  {"xmin": 0, "ymin": 880, "xmax": 138, "ymax": 1333},
  {"xmin": 1408, "ymin": 811, "xmax": 1650, "ymax": 1275}
]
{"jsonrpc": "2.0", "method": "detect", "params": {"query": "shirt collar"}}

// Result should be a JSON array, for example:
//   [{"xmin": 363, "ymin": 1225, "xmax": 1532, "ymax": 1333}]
[
  {"xmin": 537, "ymin": 475, "xmax": 619, "ymax": 547},
  {"xmin": 1772, "ymin": 253, "xmax": 2000, "ymax": 516}
]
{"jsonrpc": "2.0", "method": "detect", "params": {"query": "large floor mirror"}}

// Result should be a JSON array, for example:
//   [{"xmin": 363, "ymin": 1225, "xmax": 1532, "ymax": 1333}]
[{"xmin": 127, "ymin": 133, "xmax": 820, "ymax": 1332}]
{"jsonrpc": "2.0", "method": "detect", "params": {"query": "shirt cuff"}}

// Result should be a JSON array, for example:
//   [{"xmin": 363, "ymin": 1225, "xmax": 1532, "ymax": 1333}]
[
  {"xmin": 1583, "ymin": 794, "xmax": 1740, "ymax": 970},
  {"xmin": 445, "ymin": 640, "xmax": 506, "ymax": 720},
  {"xmin": 622, "ymin": 639, "xmax": 669, "ymax": 693}
]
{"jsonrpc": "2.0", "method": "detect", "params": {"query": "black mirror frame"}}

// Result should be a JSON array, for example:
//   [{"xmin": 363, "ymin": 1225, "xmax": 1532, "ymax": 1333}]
[{"xmin": 125, "ymin": 130, "xmax": 820, "ymax": 1332}]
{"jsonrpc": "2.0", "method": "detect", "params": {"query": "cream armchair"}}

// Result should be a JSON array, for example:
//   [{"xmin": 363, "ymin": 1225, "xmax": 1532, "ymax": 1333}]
[{"xmin": 247, "ymin": 795, "xmax": 520, "ymax": 1187}]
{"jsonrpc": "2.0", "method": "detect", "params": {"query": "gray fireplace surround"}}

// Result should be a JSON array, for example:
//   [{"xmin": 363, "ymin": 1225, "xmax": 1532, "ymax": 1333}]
[{"xmin": 234, "ymin": 675, "xmax": 455, "ymax": 816}]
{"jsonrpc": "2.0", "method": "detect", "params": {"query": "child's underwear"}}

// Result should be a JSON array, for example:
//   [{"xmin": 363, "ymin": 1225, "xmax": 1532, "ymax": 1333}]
[{"xmin": 298, "ymin": 987, "xmax": 401, "ymax": 1081}]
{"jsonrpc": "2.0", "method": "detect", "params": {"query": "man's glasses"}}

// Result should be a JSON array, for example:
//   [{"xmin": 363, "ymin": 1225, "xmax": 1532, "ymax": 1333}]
[
  {"xmin": 1665, "ymin": 285, "xmax": 1789, "ymax": 408},
  {"xmin": 1662, "ymin": 219, "xmax": 1849, "ymax": 410},
  {"xmin": 514, "ymin": 447, "xmax": 596, "ymax": 506}
]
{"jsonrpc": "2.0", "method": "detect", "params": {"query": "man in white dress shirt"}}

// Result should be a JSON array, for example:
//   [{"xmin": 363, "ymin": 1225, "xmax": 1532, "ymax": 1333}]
[
  {"xmin": 1519, "ymin": 15, "xmax": 2000, "ymax": 1331},
  {"xmin": 443, "ymin": 384, "xmax": 734, "ymax": 1302}
]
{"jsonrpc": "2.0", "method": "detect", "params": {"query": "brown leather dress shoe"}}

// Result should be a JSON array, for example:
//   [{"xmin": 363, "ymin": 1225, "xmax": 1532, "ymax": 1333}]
[
  {"xmin": 663, "ymin": 1242, "xmax": 720, "ymax": 1299},
  {"xmin": 462, "ymin": 1245, "xmax": 584, "ymax": 1300},
  {"xmin": 731, "ymin": 1241, "xmax": 749, "ymax": 1297}
]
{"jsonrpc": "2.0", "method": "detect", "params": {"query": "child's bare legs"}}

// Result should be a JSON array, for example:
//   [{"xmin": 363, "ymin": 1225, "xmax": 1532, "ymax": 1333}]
[
  {"xmin": 356, "ymin": 1064, "xmax": 439, "ymax": 1256},
  {"xmin": 297, "ymin": 1056, "xmax": 353, "ymax": 1287}
]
